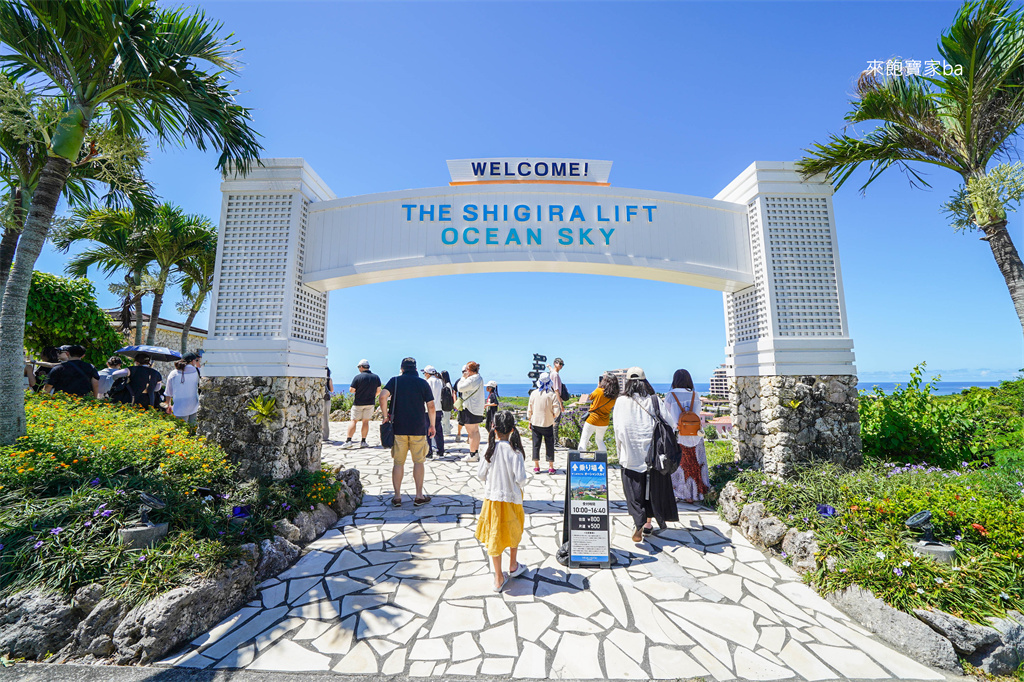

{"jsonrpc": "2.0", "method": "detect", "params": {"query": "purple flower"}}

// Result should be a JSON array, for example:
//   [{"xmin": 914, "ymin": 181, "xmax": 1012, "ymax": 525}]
[
  {"xmin": 0, "ymin": 543, "xmax": 4, "ymax": 552},
  {"xmin": 954, "ymin": 534, "xmax": 962, "ymax": 541},
  {"xmin": 101, "ymin": 510, "xmax": 113, "ymax": 517},
  {"xmin": 84, "ymin": 521, "xmax": 92, "ymax": 528},
  {"xmin": 89, "ymin": 478, "xmax": 100, "ymax": 487},
  {"xmin": 33, "ymin": 541, "xmax": 43, "ymax": 549},
  {"xmin": 781, "ymin": 551, "xmax": 788, "ymax": 558},
  {"xmin": 193, "ymin": 553, "xmax": 200, "ymax": 560},
  {"xmin": 310, "ymin": 505, "xmax": 314, "ymax": 511},
  {"xmin": 93, "ymin": 503, "xmax": 107, "ymax": 517},
  {"xmin": 839, "ymin": 568, "xmax": 848, "ymax": 573},
  {"xmin": 50, "ymin": 527, "xmax": 63, "ymax": 536},
  {"xmin": 137, "ymin": 555, "xmax": 146, "ymax": 562},
  {"xmin": 893, "ymin": 567, "xmax": 903, "ymax": 577}
]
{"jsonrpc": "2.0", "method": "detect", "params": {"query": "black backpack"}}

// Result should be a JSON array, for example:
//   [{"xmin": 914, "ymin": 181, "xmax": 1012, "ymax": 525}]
[
  {"xmin": 440, "ymin": 385, "xmax": 454, "ymax": 411},
  {"xmin": 636, "ymin": 396, "xmax": 681, "ymax": 476},
  {"xmin": 108, "ymin": 376, "xmax": 133, "ymax": 404},
  {"xmin": 559, "ymin": 382, "xmax": 570, "ymax": 402}
]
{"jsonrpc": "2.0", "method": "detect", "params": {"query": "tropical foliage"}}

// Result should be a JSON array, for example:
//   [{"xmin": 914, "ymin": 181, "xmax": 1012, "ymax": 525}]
[
  {"xmin": 723, "ymin": 462, "xmax": 1024, "ymax": 623},
  {"xmin": 798, "ymin": 0, "xmax": 1024, "ymax": 335},
  {"xmin": 24, "ymin": 271, "xmax": 122, "ymax": 367},
  {"xmin": 0, "ymin": 0, "xmax": 262, "ymax": 445},
  {"xmin": 0, "ymin": 392, "xmax": 340, "ymax": 605}
]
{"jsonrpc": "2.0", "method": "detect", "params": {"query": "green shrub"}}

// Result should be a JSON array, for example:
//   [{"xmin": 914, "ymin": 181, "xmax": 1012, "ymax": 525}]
[
  {"xmin": 24, "ymin": 271, "xmax": 123, "ymax": 367},
  {"xmin": 724, "ymin": 462, "xmax": 1024, "ymax": 622},
  {"xmin": 330, "ymin": 393, "xmax": 353, "ymax": 413},
  {"xmin": 704, "ymin": 425, "xmax": 719, "ymax": 441},
  {"xmin": 859, "ymin": 363, "xmax": 990, "ymax": 468},
  {"xmin": 0, "ymin": 393, "xmax": 348, "ymax": 605}
]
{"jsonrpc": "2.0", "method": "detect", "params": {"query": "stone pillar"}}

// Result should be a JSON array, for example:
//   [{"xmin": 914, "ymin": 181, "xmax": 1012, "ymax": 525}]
[
  {"xmin": 717, "ymin": 163, "xmax": 861, "ymax": 474},
  {"xmin": 196, "ymin": 376, "xmax": 326, "ymax": 480},
  {"xmin": 730, "ymin": 375, "xmax": 861, "ymax": 477},
  {"xmin": 198, "ymin": 159, "xmax": 336, "ymax": 479}
]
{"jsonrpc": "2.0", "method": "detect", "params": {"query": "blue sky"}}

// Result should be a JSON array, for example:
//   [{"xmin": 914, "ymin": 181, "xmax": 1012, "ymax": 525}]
[{"xmin": 31, "ymin": 0, "xmax": 1024, "ymax": 386}]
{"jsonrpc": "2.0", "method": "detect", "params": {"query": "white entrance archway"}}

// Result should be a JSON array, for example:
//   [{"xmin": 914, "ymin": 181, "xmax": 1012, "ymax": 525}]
[{"xmin": 197, "ymin": 159, "xmax": 861, "ymax": 479}]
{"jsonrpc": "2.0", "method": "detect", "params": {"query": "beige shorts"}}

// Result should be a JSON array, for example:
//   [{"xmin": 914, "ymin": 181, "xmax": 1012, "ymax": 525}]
[
  {"xmin": 351, "ymin": 404, "xmax": 374, "ymax": 421},
  {"xmin": 392, "ymin": 435, "xmax": 428, "ymax": 465}
]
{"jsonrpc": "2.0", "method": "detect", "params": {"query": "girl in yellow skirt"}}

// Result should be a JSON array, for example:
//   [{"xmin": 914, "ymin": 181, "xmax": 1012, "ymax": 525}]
[{"xmin": 475, "ymin": 410, "xmax": 529, "ymax": 592}]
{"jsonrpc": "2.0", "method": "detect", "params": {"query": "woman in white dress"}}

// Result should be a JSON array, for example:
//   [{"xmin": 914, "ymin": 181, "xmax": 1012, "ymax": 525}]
[{"xmin": 663, "ymin": 369, "xmax": 710, "ymax": 503}]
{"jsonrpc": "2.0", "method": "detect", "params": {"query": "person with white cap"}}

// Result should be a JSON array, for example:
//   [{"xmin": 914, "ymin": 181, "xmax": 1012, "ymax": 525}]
[
  {"xmin": 422, "ymin": 365, "xmax": 444, "ymax": 458},
  {"xmin": 612, "ymin": 366, "xmax": 679, "ymax": 542},
  {"xmin": 346, "ymin": 359, "xmax": 381, "ymax": 448},
  {"xmin": 484, "ymin": 380, "xmax": 499, "ymax": 432},
  {"xmin": 527, "ymin": 372, "xmax": 562, "ymax": 474}
]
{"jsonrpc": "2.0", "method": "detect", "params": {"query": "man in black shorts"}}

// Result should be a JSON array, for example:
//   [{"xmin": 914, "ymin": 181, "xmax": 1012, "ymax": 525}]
[
  {"xmin": 346, "ymin": 359, "xmax": 381, "ymax": 448},
  {"xmin": 44, "ymin": 345, "xmax": 100, "ymax": 398}
]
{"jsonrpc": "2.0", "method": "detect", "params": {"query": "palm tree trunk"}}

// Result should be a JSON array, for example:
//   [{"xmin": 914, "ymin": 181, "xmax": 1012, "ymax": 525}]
[
  {"xmin": 0, "ymin": 226, "xmax": 19, "ymax": 289},
  {"xmin": 0, "ymin": 156, "xmax": 72, "ymax": 444},
  {"xmin": 179, "ymin": 290, "xmax": 206, "ymax": 354},
  {"xmin": 133, "ymin": 269, "xmax": 144, "ymax": 345},
  {"xmin": 981, "ymin": 220, "xmax": 1024, "ymax": 336},
  {"xmin": 0, "ymin": 188, "xmax": 26, "ymax": 288},
  {"xmin": 146, "ymin": 269, "xmax": 169, "ymax": 345}
]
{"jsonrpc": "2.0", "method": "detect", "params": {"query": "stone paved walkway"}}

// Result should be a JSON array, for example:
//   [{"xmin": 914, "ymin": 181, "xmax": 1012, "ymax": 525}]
[{"xmin": 156, "ymin": 422, "xmax": 952, "ymax": 680}]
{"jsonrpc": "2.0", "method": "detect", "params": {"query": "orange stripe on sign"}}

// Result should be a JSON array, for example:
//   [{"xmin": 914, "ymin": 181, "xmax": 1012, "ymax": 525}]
[{"xmin": 449, "ymin": 180, "xmax": 611, "ymax": 187}]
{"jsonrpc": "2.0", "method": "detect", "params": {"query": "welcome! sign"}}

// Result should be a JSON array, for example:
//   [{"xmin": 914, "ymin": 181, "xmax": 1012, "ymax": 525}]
[{"xmin": 448, "ymin": 158, "xmax": 613, "ymax": 185}]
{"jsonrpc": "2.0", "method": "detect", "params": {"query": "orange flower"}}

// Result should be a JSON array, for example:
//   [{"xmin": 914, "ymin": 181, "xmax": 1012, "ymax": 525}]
[{"xmin": 971, "ymin": 523, "xmax": 989, "ymax": 536}]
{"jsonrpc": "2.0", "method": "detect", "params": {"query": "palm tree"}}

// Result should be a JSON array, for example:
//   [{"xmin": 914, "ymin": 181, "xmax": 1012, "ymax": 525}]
[
  {"xmin": 798, "ymin": 0, "xmax": 1024, "ymax": 336},
  {"xmin": 0, "ymin": 0, "xmax": 262, "ymax": 444},
  {"xmin": 0, "ymin": 70, "xmax": 151, "ymax": 288},
  {"xmin": 51, "ymin": 207, "xmax": 155, "ymax": 345},
  {"xmin": 175, "ymin": 227, "xmax": 217, "ymax": 354},
  {"xmin": 142, "ymin": 206, "xmax": 213, "ymax": 345}
]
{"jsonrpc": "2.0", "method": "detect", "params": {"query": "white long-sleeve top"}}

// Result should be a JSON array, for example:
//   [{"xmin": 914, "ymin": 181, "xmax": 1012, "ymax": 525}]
[
  {"xmin": 477, "ymin": 441, "xmax": 528, "ymax": 504},
  {"xmin": 612, "ymin": 394, "xmax": 660, "ymax": 473},
  {"xmin": 458, "ymin": 373, "xmax": 485, "ymax": 416}
]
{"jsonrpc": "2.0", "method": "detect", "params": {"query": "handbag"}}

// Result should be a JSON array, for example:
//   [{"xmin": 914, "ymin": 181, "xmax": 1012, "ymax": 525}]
[
  {"xmin": 380, "ymin": 378, "xmax": 397, "ymax": 448},
  {"xmin": 454, "ymin": 382, "xmax": 479, "ymax": 413},
  {"xmin": 672, "ymin": 391, "xmax": 702, "ymax": 437}
]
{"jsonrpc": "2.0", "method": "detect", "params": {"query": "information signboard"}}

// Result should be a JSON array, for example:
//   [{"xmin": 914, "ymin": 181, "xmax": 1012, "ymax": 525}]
[{"xmin": 567, "ymin": 450, "xmax": 611, "ymax": 568}]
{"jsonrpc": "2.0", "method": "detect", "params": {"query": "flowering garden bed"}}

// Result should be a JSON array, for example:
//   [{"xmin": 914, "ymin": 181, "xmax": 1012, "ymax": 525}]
[{"xmin": 0, "ymin": 392, "xmax": 343, "ymax": 607}]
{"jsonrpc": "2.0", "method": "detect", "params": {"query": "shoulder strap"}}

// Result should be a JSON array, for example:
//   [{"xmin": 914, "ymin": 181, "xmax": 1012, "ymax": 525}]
[
  {"xmin": 672, "ymin": 390, "xmax": 697, "ymax": 413},
  {"xmin": 63, "ymin": 361, "xmax": 89, "ymax": 381}
]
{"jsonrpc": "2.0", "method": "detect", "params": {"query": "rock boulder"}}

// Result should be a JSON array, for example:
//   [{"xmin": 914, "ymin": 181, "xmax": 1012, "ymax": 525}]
[
  {"xmin": 781, "ymin": 528, "xmax": 819, "ymax": 574},
  {"xmin": 755, "ymin": 515, "xmax": 789, "ymax": 548},
  {"xmin": 826, "ymin": 585, "xmax": 960, "ymax": 672},
  {"xmin": 968, "ymin": 611, "xmax": 1024, "ymax": 676},
  {"xmin": 255, "ymin": 535, "xmax": 300, "ymax": 582},
  {"xmin": 112, "ymin": 560, "xmax": 255, "ymax": 664},
  {"xmin": 914, "ymin": 608, "xmax": 999, "ymax": 655},
  {"xmin": 0, "ymin": 589, "xmax": 78, "ymax": 659},
  {"xmin": 718, "ymin": 481, "xmax": 746, "ymax": 524}
]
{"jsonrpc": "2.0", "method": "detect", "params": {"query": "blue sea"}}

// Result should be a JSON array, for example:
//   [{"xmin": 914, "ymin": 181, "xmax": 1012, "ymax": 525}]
[{"xmin": 494, "ymin": 381, "xmax": 1005, "ymax": 398}]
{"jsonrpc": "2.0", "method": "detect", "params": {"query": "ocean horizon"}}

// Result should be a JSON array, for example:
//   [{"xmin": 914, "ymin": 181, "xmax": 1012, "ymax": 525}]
[{"xmin": 490, "ymin": 381, "xmax": 1006, "ymax": 398}]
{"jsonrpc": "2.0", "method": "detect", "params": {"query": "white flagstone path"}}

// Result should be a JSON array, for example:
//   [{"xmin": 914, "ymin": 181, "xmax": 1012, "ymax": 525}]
[{"xmin": 156, "ymin": 422, "xmax": 951, "ymax": 680}]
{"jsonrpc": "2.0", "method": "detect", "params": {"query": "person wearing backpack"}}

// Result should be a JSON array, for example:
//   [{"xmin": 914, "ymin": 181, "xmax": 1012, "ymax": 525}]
[
  {"xmin": 439, "ymin": 370, "xmax": 455, "ymax": 438},
  {"xmin": 612, "ymin": 367, "xmax": 679, "ymax": 542},
  {"xmin": 108, "ymin": 353, "xmax": 162, "ymax": 408},
  {"xmin": 96, "ymin": 356, "xmax": 124, "ymax": 399},
  {"xmin": 43, "ymin": 345, "xmax": 100, "ymax": 398},
  {"xmin": 663, "ymin": 369, "xmax": 711, "ymax": 503}
]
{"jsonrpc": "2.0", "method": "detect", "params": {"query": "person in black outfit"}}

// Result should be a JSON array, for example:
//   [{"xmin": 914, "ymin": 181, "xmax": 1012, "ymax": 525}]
[
  {"xmin": 346, "ymin": 359, "xmax": 381, "ymax": 447},
  {"xmin": 380, "ymin": 358, "xmax": 436, "ymax": 507},
  {"xmin": 484, "ymin": 381, "xmax": 500, "ymax": 432},
  {"xmin": 109, "ymin": 353, "xmax": 162, "ymax": 408},
  {"xmin": 43, "ymin": 345, "xmax": 99, "ymax": 398}
]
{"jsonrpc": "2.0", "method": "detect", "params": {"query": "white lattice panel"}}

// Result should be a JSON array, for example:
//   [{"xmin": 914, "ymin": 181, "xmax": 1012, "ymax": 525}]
[
  {"xmin": 765, "ymin": 196, "xmax": 844, "ymax": 337},
  {"xmin": 213, "ymin": 193, "xmax": 292, "ymax": 338}
]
